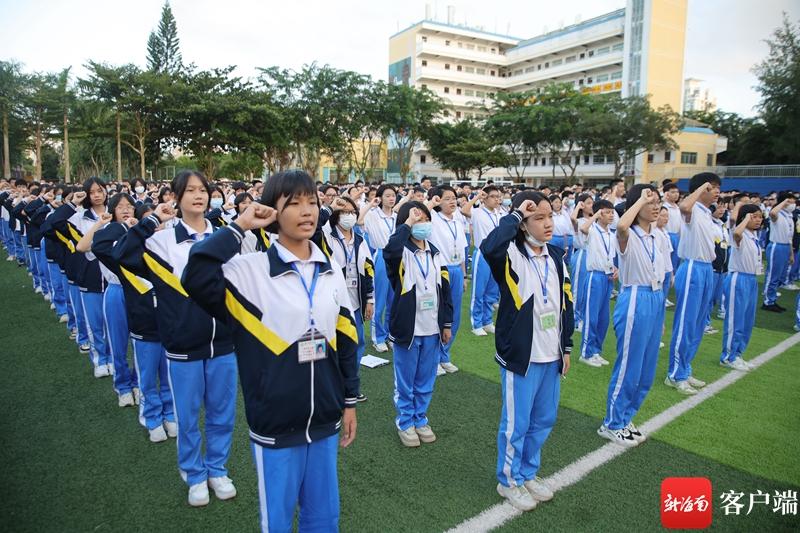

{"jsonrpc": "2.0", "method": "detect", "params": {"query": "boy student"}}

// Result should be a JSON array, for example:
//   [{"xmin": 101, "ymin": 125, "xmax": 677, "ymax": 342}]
[
  {"xmin": 662, "ymin": 183, "xmax": 683, "ymax": 274},
  {"xmin": 465, "ymin": 186, "xmax": 503, "ymax": 336},
  {"xmin": 667, "ymin": 172, "xmax": 721, "ymax": 395},
  {"xmin": 480, "ymin": 191, "xmax": 574, "ymax": 512},
  {"xmin": 598, "ymin": 185, "xmax": 665, "ymax": 447},
  {"xmin": 578, "ymin": 199, "xmax": 617, "ymax": 368},
  {"xmin": 762, "ymin": 191, "xmax": 796, "ymax": 312}
]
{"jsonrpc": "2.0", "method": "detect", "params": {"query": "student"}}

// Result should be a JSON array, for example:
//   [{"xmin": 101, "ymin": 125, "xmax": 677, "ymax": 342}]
[
  {"xmin": 383, "ymin": 201, "xmax": 453, "ymax": 447},
  {"xmin": 361, "ymin": 185, "xmax": 397, "ymax": 352},
  {"xmin": 762, "ymin": 191, "xmax": 796, "ymax": 312},
  {"xmin": 81, "ymin": 193, "xmax": 141, "ymax": 407},
  {"xmin": 598, "ymin": 185, "xmax": 665, "ymax": 447},
  {"xmin": 655, "ymin": 206, "xmax": 675, "ymax": 298},
  {"xmin": 550, "ymin": 194, "xmax": 574, "ymax": 266},
  {"xmin": 667, "ymin": 173, "xmax": 722, "ymax": 395},
  {"xmin": 466, "ymin": 186, "xmax": 503, "ymax": 336},
  {"xmin": 480, "ymin": 191, "xmax": 574, "ymax": 512},
  {"xmin": 569, "ymin": 194, "xmax": 594, "ymax": 328},
  {"xmin": 705, "ymin": 201, "xmax": 730, "ymax": 329},
  {"xmin": 428, "ymin": 185, "xmax": 468, "ymax": 374},
  {"xmin": 115, "ymin": 171, "xmax": 238, "ymax": 507},
  {"xmin": 720, "ymin": 204, "xmax": 764, "ymax": 371},
  {"xmin": 662, "ymin": 183, "xmax": 682, "ymax": 273},
  {"xmin": 578, "ymin": 199, "xmax": 617, "ymax": 367},
  {"xmin": 324, "ymin": 196, "xmax": 374, "ymax": 400},
  {"xmin": 181, "ymin": 170, "xmax": 359, "ymax": 532},
  {"xmin": 131, "ymin": 178, "xmax": 151, "ymax": 205}
]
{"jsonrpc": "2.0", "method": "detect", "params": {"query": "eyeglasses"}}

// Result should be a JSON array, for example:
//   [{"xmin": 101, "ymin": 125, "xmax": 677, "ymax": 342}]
[{"xmin": 488, "ymin": 194, "xmax": 502, "ymax": 200}]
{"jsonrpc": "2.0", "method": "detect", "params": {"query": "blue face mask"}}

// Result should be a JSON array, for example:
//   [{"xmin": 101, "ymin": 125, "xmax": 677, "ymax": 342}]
[
  {"xmin": 210, "ymin": 198, "xmax": 224, "ymax": 210},
  {"xmin": 55, "ymin": 194, "xmax": 62, "ymax": 202},
  {"xmin": 411, "ymin": 221, "xmax": 432, "ymax": 241},
  {"xmin": 502, "ymin": 199, "xmax": 512, "ymax": 207}
]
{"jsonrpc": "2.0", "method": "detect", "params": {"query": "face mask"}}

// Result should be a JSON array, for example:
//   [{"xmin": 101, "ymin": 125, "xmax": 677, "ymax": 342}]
[
  {"xmin": 502, "ymin": 199, "xmax": 512, "ymax": 207},
  {"xmin": 338, "ymin": 213, "xmax": 357, "ymax": 230},
  {"xmin": 55, "ymin": 194, "xmax": 62, "ymax": 202},
  {"xmin": 786, "ymin": 204, "xmax": 796, "ymax": 213},
  {"xmin": 411, "ymin": 221, "xmax": 432, "ymax": 241},
  {"xmin": 210, "ymin": 198, "xmax": 224, "ymax": 209},
  {"xmin": 565, "ymin": 199, "xmax": 574, "ymax": 207},
  {"xmin": 135, "ymin": 186, "xmax": 145, "ymax": 194},
  {"xmin": 524, "ymin": 229, "xmax": 547, "ymax": 248}
]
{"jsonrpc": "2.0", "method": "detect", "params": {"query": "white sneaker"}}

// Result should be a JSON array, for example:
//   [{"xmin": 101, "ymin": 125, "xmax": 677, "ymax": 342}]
[
  {"xmin": 436, "ymin": 364, "xmax": 446, "ymax": 377},
  {"xmin": 497, "ymin": 483, "xmax": 537, "ymax": 511},
  {"xmin": 575, "ymin": 320, "xmax": 583, "ymax": 331},
  {"xmin": 416, "ymin": 424, "xmax": 437, "ymax": 443},
  {"xmin": 133, "ymin": 387, "xmax": 141, "ymax": 405},
  {"xmin": 665, "ymin": 299, "xmax": 675, "ymax": 308},
  {"xmin": 69, "ymin": 328, "xmax": 77, "ymax": 339},
  {"xmin": 687, "ymin": 376, "xmax": 706, "ymax": 388},
  {"xmin": 148, "ymin": 424, "xmax": 168, "ymax": 443},
  {"xmin": 472, "ymin": 327, "xmax": 487, "ymax": 336},
  {"xmin": 44, "ymin": 293, "xmax": 51, "ymax": 302},
  {"xmin": 208, "ymin": 476, "xmax": 237, "ymax": 500},
  {"xmin": 79, "ymin": 344, "xmax": 90, "ymax": 354},
  {"xmin": 523, "ymin": 477, "xmax": 554, "ymax": 501},
  {"xmin": 188, "ymin": 482, "xmax": 210, "ymax": 507},
  {"xmin": 118, "ymin": 392, "xmax": 135, "ymax": 407},
  {"xmin": 664, "ymin": 377, "xmax": 697, "ymax": 395},
  {"xmin": 440, "ymin": 362, "xmax": 459, "ymax": 373},
  {"xmin": 374, "ymin": 342, "xmax": 389, "ymax": 353},
  {"xmin": 717, "ymin": 311, "xmax": 726, "ymax": 320},
  {"xmin": 492, "ymin": 303, "xmax": 499, "ymax": 311},
  {"xmin": 593, "ymin": 354, "xmax": 610, "ymax": 366},
  {"xmin": 625, "ymin": 422, "xmax": 647, "ymax": 443},
  {"xmin": 704, "ymin": 325, "xmax": 718, "ymax": 335},
  {"xmin": 34, "ymin": 286, "xmax": 42, "ymax": 294},
  {"xmin": 164, "ymin": 420, "xmax": 178, "ymax": 438},
  {"xmin": 579, "ymin": 356, "xmax": 603, "ymax": 368},
  {"xmin": 49, "ymin": 302, "xmax": 55, "ymax": 310},
  {"xmin": 93, "ymin": 365, "xmax": 110, "ymax": 378},
  {"xmin": 738, "ymin": 358, "xmax": 755, "ymax": 370},
  {"xmin": 398, "ymin": 427, "xmax": 420, "ymax": 447},
  {"xmin": 721, "ymin": 359, "xmax": 747, "ymax": 371},
  {"xmin": 659, "ymin": 342, "xmax": 665, "ymax": 348},
  {"xmin": 6, "ymin": 255, "xmax": 14, "ymax": 262},
  {"xmin": 59, "ymin": 314, "xmax": 69, "ymax": 323},
  {"xmin": 781, "ymin": 283, "xmax": 799, "ymax": 290},
  {"xmin": 597, "ymin": 425, "xmax": 638, "ymax": 447},
  {"xmin": 610, "ymin": 289, "xmax": 618, "ymax": 299},
  {"xmin": 483, "ymin": 324, "xmax": 496, "ymax": 334}
]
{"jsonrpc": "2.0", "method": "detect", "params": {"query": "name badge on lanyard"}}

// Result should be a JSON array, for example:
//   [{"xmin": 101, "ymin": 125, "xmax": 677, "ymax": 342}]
[
  {"xmin": 293, "ymin": 263, "xmax": 328, "ymax": 364},
  {"xmin": 632, "ymin": 227, "xmax": 659, "ymax": 290},
  {"xmin": 438, "ymin": 213, "xmax": 461, "ymax": 263},
  {"xmin": 415, "ymin": 251, "xmax": 435, "ymax": 310},
  {"xmin": 341, "ymin": 238, "xmax": 358, "ymax": 288},
  {"xmin": 596, "ymin": 224, "xmax": 613, "ymax": 272},
  {"xmin": 530, "ymin": 253, "xmax": 557, "ymax": 330}
]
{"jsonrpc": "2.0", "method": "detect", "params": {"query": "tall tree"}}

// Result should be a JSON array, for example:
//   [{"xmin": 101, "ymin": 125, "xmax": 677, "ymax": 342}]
[
  {"xmin": 147, "ymin": 1, "xmax": 183, "ymax": 74},
  {"xmin": 19, "ymin": 72, "xmax": 61, "ymax": 180},
  {"xmin": 0, "ymin": 61, "xmax": 25, "ymax": 180},
  {"xmin": 52, "ymin": 68, "xmax": 76, "ymax": 182}
]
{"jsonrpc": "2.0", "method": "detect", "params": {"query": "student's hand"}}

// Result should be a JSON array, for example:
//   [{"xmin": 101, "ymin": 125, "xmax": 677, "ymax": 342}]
[
  {"xmin": 124, "ymin": 217, "xmax": 138, "ymax": 228},
  {"xmin": 72, "ymin": 191, "xmax": 87, "ymax": 204},
  {"xmin": 478, "ymin": 189, "xmax": 487, "ymax": 201},
  {"xmin": 369, "ymin": 197, "xmax": 380, "ymax": 209},
  {"xmin": 154, "ymin": 202, "xmax": 176, "ymax": 223},
  {"xmin": 463, "ymin": 278, "xmax": 468, "ymax": 293},
  {"xmin": 426, "ymin": 195, "xmax": 441, "ymax": 209},
  {"xmin": 518, "ymin": 199, "xmax": 537, "ymax": 219},
  {"xmin": 331, "ymin": 198, "xmax": 349, "ymax": 212},
  {"xmin": 236, "ymin": 203, "xmax": 276, "ymax": 231},
  {"xmin": 43, "ymin": 190, "xmax": 55, "ymax": 203},
  {"xmin": 96, "ymin": 212, "xmax": 112, "ymax": 227},
  {"xmin": 223, "ymin": 201, "xmax": 235, "ymax": 212},
  {"xmin": 638, "ymin": 189, "xmax": 655, "ymax": 204},
  {"xmin": 363, "ymin": 302, "xmax": 374, "ymax": 321},
  {"xmin": 562, "ymin": 352, "xmax": 571, "ymax": 376},
  {"xmin": 575, "ymin": 201, "xmax": 585, "ymax": 212},
  {"xmin": 405, "ymin": 207, "xmax": 424, "ymax": 226},
  {"xmin": 340, "ymin": 407, "xmax": 357, "ymax": 448},
  {"xmin": 611, "ymin": 268, "xmax": 619, "ymax": 281},
  {"xmin": 441, "ymin": 328, "xmax": 452, "ymax": 345},
  {"xmin": 349, "ymin": 187, "xmax": 362, "ymax": 201}
]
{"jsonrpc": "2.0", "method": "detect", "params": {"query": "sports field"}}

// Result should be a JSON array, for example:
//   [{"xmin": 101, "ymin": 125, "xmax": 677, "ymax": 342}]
[{"xmin": 1, "ymin": 257, "xmax": 798, "ymax": 532}]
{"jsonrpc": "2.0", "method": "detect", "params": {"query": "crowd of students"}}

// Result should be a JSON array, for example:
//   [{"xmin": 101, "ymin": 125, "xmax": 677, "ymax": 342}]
[{"xmin": 1, "ymin": 169, "xmax": 795, "ymax": 526}]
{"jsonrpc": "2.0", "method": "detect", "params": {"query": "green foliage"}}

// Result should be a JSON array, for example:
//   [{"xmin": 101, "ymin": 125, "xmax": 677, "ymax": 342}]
[{"xmin": 147, "ymin": 1, "xmax": 182, "ymax": 74}]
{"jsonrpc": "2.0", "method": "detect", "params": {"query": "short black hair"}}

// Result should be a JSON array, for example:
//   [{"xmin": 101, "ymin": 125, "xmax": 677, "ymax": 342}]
[
  {"xmin": 736, "ymin": 203, "xmax": 763, "ymax": 225},
  {"xmin": 135, "ymin": 202, "xmax": 154, "ymax": 221},
  {"xmin": 777, "ymin": 191, "xmax": 796, "ymax": 204},
  {"xmin": 328, "ymin": 196, "xmax": 358, "ymax": 230},
  {"xmin": 108, "ymin": 193, "xmax": 135, "ymax": 222},
  {"xmin": 396, "ymin": 200, "xmax": 431, "ymax": 226},
  {"xmin": 663, "ymin": 182, "xmax": 679, "ymax": 193},
  {"xmin": 594, "ymin": 199, "xmax": 615, "ymax": 212},
  {"xmin": 261, "ymin": 170, "xmax": 318, "ymax": 233},
  {"xmin": 81, "ymin": 177, "xmax": 108, "ymax": 209},
  {"xmin": 688, "ymin": 172, "xmax": 721, "ymax": 193},
  {"xmin": 172, "ymin": 170, "xmax": 211, "ymax": 211},
  {"xmin": 483, "ymin": 185, "xmax": 499, "ymax": 196},
  {"xmin": 375, "ymin": 184, "xmax": 397, "ymax": 208},
  {"xmin": 625, "ymin": 184, "xmax": 659, "ymax": 211},
  {"xmin": 234, "ymin": 192, "xmax": 254, "ymax": 213}
]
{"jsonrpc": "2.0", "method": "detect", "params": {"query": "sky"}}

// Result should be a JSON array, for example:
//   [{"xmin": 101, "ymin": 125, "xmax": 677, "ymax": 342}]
[{"xmin": 1, "ymin": 0, "xmax": 798, "ymax": 118}]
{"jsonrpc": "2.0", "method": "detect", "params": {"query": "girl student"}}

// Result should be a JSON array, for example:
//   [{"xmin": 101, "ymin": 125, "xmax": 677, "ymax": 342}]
[
  {"xmin": 719, "ymin": 204, "xmax": 764, "ymax": 372},
  {"xmin": 48, "ymin": 178, "xmax": 112, "ymax": 376},
  {"xmin": 655, "ymin": 205, "xmax": 675, "ymax": 297},
  {"xmin": 569, "ymin": 193, "xmax": 594, "ymax": 329},
  {"xmin": 427, "ymin": 185, "xmax": 468, "ymax": 375},
  {"xmin": 549, "ymin": 194, "xmax": 574, "ymax": 266},
  {"xmin": 383, "ymin": 201, "xmax": 453, "ymax": 447},
  {"xmin": 480, "ymin": 191, "xmax": 574, "ymax": 512},
  {"xmin": 598, "ymin": 185, "xmax": 665, "ymax": 448},
  {"xmin": 77, "ymin": 193, "xmax": 141, "ymax": 406},
  {"xmin": 181, "ymin": 170, "xmax": 360, "ymax": 532},
  {"xmin": 323, "ymin": 196, "xmax": 374, "ymax": 401},
  {"xmin": 95, "ymin": 201, "xmax": 176, "ymax": 442},
  {"xmin": 360, "ymin": 184, "xmax": 398, "ymax": 353},
  {"xmin": 115, "ymin": 171, "xmax": 238, "ymax": 507}
]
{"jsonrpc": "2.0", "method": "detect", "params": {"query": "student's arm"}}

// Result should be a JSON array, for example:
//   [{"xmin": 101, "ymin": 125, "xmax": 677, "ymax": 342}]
[
  {"xmin": 570, "ymin": 202, "xmax": 583, "ymax": 231},
  {"xmin": 580, "ymin": 211, "xmax": 600, "ymax": 235},
  {"xmin": 439, "ymin": 262, "xmax": 454, "ymax": 344},
  {"xmin": 731, "ymin": 214, "xmax": 752, "ymax": 245},
  {"xmin": 358, "ymin": 239, "xmax": 375, "ymax": 320},
  {"xmin": 479, "ymin": 210, "xmax": 521, "ymax": 271},
  {"xmin": 392, "ymin": 191, "xmax": 411, "ymax": 213},
  {"xmin": 460, "ymin": 191, "xmax": 484, "ymax": 217},
  {"xmin": 768, "ymin": 199, "xmax": 789, "ymax": 221},
  {"xmin": 92, "ymin": 222, "xmax": 128, "ymax": 275},
  {"xmin": 357, "ymin": 199, "xmax": 379, "ymax": 226},
  {"xmin": 616, "ymin": 189, "xmax": 654, "ymax": 254},
  {"xmin": 679, "ymin": 182, "xmax": 711, "ymax": 222},
  {"xmin": 334, "ymin": 288, "xmax": 360, "ymax": 447},
  {"xmin": 114, "ymin": 203, "xmax": 174, "ymax": 279},
  {"xmin": 383, "ymin": 220, "xmax": 412, "ymax": 289},
  {"xmin": 76, "ymin": 213, "xmax": 112, "ymax": 252},
  {"xmin": 560, "ymin": 257, "xmax": 575, "ymax": 376}
]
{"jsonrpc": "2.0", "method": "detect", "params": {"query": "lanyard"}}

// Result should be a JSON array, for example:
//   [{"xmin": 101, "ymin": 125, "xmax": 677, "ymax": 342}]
[
  {"xmin": 414, "ymin": 250, "xmax": 431, "ymax": 291},
  {"xmin": 594, "ymin": 224, "xmax": 611, "ymax": 258},
  {"xmin": 631, "ymin": 227, "xmax": 655, "ymax": 265},
  {"xmin": 527, "ymin": 252, "xmax": 550, "ymax": 304},
  {"xmin": 291, "ymin": 262, "xmax": 320, "ymax": 328},
  {"xmin": 335, "ymin": 233, "xmax": 355, "ymax": 266},
  {"xmin": 381, "ymin": 214, "xmax": 395, "ymax": 233},
  {"xmin": 437, "ymin": 212, "xmax": 458, "ymax": 242},
  {"xmin": 482, "ymin": 207, "xmax": 498, "ymax": 228}
]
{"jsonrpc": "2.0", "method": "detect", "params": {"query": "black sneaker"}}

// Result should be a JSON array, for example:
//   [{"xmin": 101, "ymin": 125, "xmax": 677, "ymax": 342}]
[
  {"xmin": 761, "ymin": 303, "xmax": 784, "ymax": 313},
  {"xmin": 356, "ymin": 393, "xmax": 368, "ymax": 403},
  {"xmin": 775, "ymin": 303, "xmax": 787, "ymax": 312}
]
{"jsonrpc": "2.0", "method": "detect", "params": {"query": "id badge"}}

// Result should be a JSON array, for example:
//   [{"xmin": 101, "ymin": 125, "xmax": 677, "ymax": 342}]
[
  {"xmin": 651, "ymin": 279, "xmax": 659, "ymax": 291},
  {"xmin": 757, "ymin": 263, "xmax": 764, "ymax": 276},
  {"xmin": 346, "ymin": 263, "xmax": 359, "ymax": 288},
  {"xmin": 420, "ymin": 295, "xmax": 435, "ymax": 311},
  {"xmin": 539, "ymin": 311, "xmax": 557, "ymax": 330},
  {"xmin": 298, "ymin": 329, "xmax": 327, "ymax": 364},
  {"xmin": 606, "ymin": 259, "xmax": 614, "ymax": 272}
]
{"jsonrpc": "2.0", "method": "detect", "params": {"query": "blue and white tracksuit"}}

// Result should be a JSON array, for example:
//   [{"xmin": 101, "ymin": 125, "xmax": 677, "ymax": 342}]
[
  {"xmin": 430, "ymin": 211, "xmax": 468, "ymax": 362},
  {"xmin": 655, "ymin": 226, "xmax": 674, "ymax": 296},
  {"xmin": 669, "ymin": 203, "xmax": 717, "ymax": 383},
  {"xmin": 664, "ymin": 202, "xmax": 682, "ymax": 272},
  {"xmin": 470, "ymin": 207, "xmax": 501, "ymax": 329},
  {"xmin": 763, "ymin": 209, "xmax": 793, "ymax": 305},
  {"xmin": 580, "ymin": 222, "xmax": 616, "ymax": 359},
  {"xmin": 570, "ymin": 228, "xmax": 589, "ymax": 326},
  {"xmin": 721, "ymin": 229, "xmax": 761, "ymax": 364},
  {"xmin": 603, "ymin": 226, "xmax": 666, "ymax": 430},
  {"xmin": 363, "ymin": 208, "xmax": 397, "ymax": 345},
  {"xmin": 551, "ymin": 210, "xmax": 574, "ymax": 266}
]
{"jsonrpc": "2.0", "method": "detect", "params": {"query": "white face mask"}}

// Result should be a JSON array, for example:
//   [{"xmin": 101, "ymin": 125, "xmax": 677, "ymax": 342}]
[
  {"xmin": 338, "ymin": 213, "xmax": 357, "ymax": 230},
  {"xmin": 786, "ymin": 204, "xmax": 796, "ymax": 213},
  {"xmin": 524, "ymin": 229, "xmax": 547, "ymax": 248},
  {"xmin": 135, "ymin": 186, "xmax": 145, "ymax": 194}
]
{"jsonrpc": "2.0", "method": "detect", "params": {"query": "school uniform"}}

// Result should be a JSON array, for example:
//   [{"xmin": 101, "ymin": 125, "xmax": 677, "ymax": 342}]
[
  {"xmin": 655, "ymin": 225, "xmax": 674, "ymax": 295},
  {"xmin": 182, "ymin": 226, "xmax": 360, "ymax": 533},
  {"xmin": 721, "ymin": 229, "xmax": 761, "ymax": 364},
  {"xmin": 763, "ymin": 208, "xmax": 793, "ymax": 305},
  {"xmin": 470, "ymin": 206, "xmax": 502, "ymax": 330},
  {"xmin": 40, "ymin": 207, "xmax": 78, "ymax": 331},
  {"xmin": 383, "ymin": 224, "xmax": 454, "ymax": 432},
  {"xmin": 115, "ymin": 216, "xmax": 237, "ymax": 487},
  {"xmin": 570, "ymin": 224, "xmax": 589, "ymax": 327},
  {"xmin": 479, "ymin": 210, "xmax": 574, "ymax": 488},
  {"xmin": 0, "ymin": 191, "xmax": 11, "ymax": 253},
  {"xmin": 603, "ymin": 226, "xmax": 666, "ymax": 431},
  {"xmin": 430, "ymin": 210, "xmax": 468, "ymax": 363},
  {"xmin": 580, "ymin": 222, "xmax": 616, "ymax": 359},
  {"xmin": 786, "ymin": 211, "xmax": 800, "ymax": 282},
  {"xmin": 708, "ymin": 218, "xmax": 730, "ymax": 321},
  {"xmin": 551, "ymin": 210, "xmax": 574, "ymax": 266},
  {"xmin": 363, "ymin": 208, "xmax": 397, "ymax": 346},
  {"xmin": 669, "ymin": 203, "xmax": 717, "ymax": 383},
  {"xmin": 664, "ymin": 202, "xmax": 682, "ymax": 271}
]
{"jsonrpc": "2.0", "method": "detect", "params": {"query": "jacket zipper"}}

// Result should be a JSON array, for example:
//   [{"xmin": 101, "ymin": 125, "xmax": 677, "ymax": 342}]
[
  {"xmin": 305, "ymin": 360, "xmax": 315, "ymax": 443},
  {"xmin": 210, "ymin": 318, "xmax": 216, "ymax": 358}
]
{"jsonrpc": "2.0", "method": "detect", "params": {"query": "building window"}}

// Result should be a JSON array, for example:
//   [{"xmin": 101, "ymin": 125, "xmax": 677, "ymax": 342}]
[
  {"xmin": 578, "ymin": 79, "xmax": 584, "ymax": 85},
  {"xmin": 552, "ymin": 59, "xmax": 563, "ymax": 66},
  {"xmin": 587, "ymin": 77, "xmax": 593, "ymax": 84},
  {"xmin": 544, "ymin": 62, "xmax": 549, "ymax": 68},
  {"xmin": 596, "ymin": 46, "xmax": 609, "ymax": 55},
  {"xmin": 456, "ymin": 65, "xmax": 462, "ymax": 71},
  {"xmin": 475, "ymin": 90, "xmax": 485, "ymax": 97},
  {"xmin": 490, "ymin": 70, "xmax": 496, "ymax": 76},
  {"xmin": 596, "ymin": 73, "xmax": 609, "ymax": 82},
  {"xmin": 445, "ymin": 40, "xmax": 451, "ymax": 46},
  {"xmin": 665, "ymin": 151, "xmax": 671, "ymax": 162},
  {"xmin": 593, "ymin": 154, "xmax": 605, "ymax": 164},
  {"xmin": 680, "ymin": 152, "xmax": 697, "ymax": 165},
  {"xmin": 565, "ymin": 55, "xmax": 576, "ymax": 63},
  {"xmin": 707, "ymin": 153, "xmax": 714, "ymax": 166},
  {"xmin": 613, "ymin": 42, "xmax": 624, "ymax": 51},
  {"xmin": 611, "ymin": 71, "xmax": 622, "ymax": 80},
  {"xmin": 584, "ymin": 155, "xmax": 590, "ymax": 164},
  {"xmin": 477, "ymin": 46, "xmax": 486, "ymax": 52},
  {"xmin": 537, "ymin": 64, "xmax": 542, "ymax": 70},
  {"xmin": 455, "ymin": 111, "xmax": 461, "ymax": 119},
  {"xmin": 588, "ymin": 50, "xmax": 594, "ymax": 57},
  {"xmin": 513, "ymin": 69, "xmax": 523, "ymax": 76},
  {"xmin": 420, "ymin": 155, "xmax": 427, "ymax": 164},
  {"xmin": 466, "ymin": 43, "xmax": 475, "ymax": 50},
  {"xmin": 456, "ymin": 88, "xmax": 462, "ymax": 95},
  {"xmin": 443, "ymin": 87, "xmax": 450, "ymax": 94},
  {"xmin": 476, "ymin": 68, "xmax": 485, "ymax": 75},
  {"xmin": 491, "ymin": 48, "xmax": 496, "ymax": 53},
  {"xmin": 580, "ymin": 53, "xmax": 585, "ymax": 59},
  {"xmin": 457, "ymin": 42, "xmax": 463, "ymax": 48},
  {"xmin": 421, "ymin": 84, "xmax": 427, "ymax": 89},
  {"xmin": 443, "ymin": 110, "xmax": 450, "ymax": 117},
  {"xmin": 465, "ymin": 66, "xmax": 475, "ymax": 73},
  {"xmin": 525, "ymin": 66, "xmax": 535, "ymax": 73},
  {"xmin": 541, "ymin": 157, "xmax": 546, "ymax": 166},
  {"xmin": 421, "ymin": 36, "xmax": 427, "ymax": 43},
  {"xmin": 421, "ymin": 60, "xmax": 427, "ymax": 67},
  {"xmin": 464, "ymin": 89, "xmax": 474, "ymax": 96},
  {"xmin": 445, "ymin": 63, "xmax": 450, "ymax": 70},
  {"xmin": 647, "ymin": 153, "xmax": 654, "ymax": 163}
]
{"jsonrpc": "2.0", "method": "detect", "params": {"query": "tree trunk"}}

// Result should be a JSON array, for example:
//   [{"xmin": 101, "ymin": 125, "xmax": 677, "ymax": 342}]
[
  {"xmin": 2, "ymin": 112, "xmax": 10, "ymax": 180},
  {"xmin": 116, "ymin": 112, "xmax": 122, "ymax": 182},
  {"xmin": 63, "ymin": 112, "xmax": 71, "ymax": 183},
  {"xmin": 138, "ymin": 136, "xmax": 146, "ymax": 180},
  {"xmin": 34, "ymin": 124, "xmax": 42, "ymax": 180}
]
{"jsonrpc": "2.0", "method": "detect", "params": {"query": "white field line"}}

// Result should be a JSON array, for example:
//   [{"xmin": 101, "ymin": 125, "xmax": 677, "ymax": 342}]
[{"xmin": 446, "ymin": 332, "xmax": 800, "ymax": 533}]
